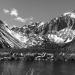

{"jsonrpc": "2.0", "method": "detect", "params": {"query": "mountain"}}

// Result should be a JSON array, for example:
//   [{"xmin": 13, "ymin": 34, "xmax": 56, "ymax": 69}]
[
  {"xmin": 0, "ymin": 20, "xmax": 48, "ymax": 49},
  {"xmin": 0, "ymin": 11, "xmax": 75, "ymax": 54}
]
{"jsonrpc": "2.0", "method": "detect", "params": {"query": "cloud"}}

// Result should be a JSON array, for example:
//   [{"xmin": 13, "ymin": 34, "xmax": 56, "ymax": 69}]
[
  {"xmin": 10, "ymin": 8, "xmax": 18, "ymax": 17},
  {"xmin": 15, "ymin": 17, "xmax": 33, "ymax": 23},
  {"xmin": 3, "ymin": 8, "xmax": 33, "ymax": 23},
  {"xmin": 15, "ymin": 17, "xmax": 27, "ymax": 23},
  {"xmin": 3, "ymin": 8, "xmax": 18, "ymax": 17},
  {"xmin": 3, "ymin": 9, "xmax": 10, "ymax": 14}
]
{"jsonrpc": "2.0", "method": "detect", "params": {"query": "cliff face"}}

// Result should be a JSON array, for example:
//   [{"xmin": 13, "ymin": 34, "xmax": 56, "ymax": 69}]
[
  {"xmin": 0, "ymin": 20, "xmax": 24, "ymax": 48},
  {"xmin": 0, "ymin": 11, "xmax": 75, "ymax": 52}
]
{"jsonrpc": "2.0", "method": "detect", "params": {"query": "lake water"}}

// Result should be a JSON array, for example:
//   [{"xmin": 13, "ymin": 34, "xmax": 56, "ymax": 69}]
[{"xmin": 0, "ymin": 60, "xmax": 75, "ymax": 75}]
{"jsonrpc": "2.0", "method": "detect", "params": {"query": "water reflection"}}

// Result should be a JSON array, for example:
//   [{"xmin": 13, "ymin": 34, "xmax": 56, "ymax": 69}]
[
  {"xmin": 0, "ymin": 60, "xmax": 75, "ymax": 75},
  {"xmin": 53, "ymin": 62, "xmax": 75, "ymax": 75}
]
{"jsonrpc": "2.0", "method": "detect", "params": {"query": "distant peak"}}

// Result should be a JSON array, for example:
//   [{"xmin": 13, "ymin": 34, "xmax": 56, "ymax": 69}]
[{"xmin": 63, "ymin": 11, "xmax": 75, "ymax": 18}]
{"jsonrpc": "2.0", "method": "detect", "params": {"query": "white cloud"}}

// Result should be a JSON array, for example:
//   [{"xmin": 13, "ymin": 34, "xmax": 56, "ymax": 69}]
[
  {"xmin": 3, "ymin": 9, "xmax": 10, "ymax": 14},
  {"xmin": 3, "ymin": 8, "xmax": 34, "ymax": 23},
  {"xmin": 3, "ymin": 8, "xmax": 18, "ymax": 17},
  {"xmin": 10, "ymin": 8, "xmax": 18, "ymax": 17},
  {"xmin": 15, "ymin": 17, "xmax": 27, "ymax": 23},
  {"xmin": 15, "ymin": 16, "xmax": 33, "ymax": 23}
]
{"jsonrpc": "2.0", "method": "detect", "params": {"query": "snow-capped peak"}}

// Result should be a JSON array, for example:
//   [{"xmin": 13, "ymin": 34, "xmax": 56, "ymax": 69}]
[{"xmin": 64, "ymin": 11, "xmax": 75, "ymax": 18}]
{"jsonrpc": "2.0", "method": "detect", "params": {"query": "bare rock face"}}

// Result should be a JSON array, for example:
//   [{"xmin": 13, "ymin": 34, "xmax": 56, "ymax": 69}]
[
  {"xmin": 0, "ymin": 20, "xmax": 25, "ymax": 49},
  {"xmin": 48, "ymin": 11, "xmax": 75, "ymax": 44},
  {"xmin": 49, "ymin": 11, "xmax": 75, "ymax": 33}
]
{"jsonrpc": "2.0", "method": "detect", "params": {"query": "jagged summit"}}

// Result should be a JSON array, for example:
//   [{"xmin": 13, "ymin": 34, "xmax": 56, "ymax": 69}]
[{"xmin": 63, "ymin": 10, "xmax": 75, "ymax": 18}]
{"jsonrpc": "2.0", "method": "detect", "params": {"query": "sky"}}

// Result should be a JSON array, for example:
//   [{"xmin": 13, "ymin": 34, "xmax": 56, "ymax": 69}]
[{"xmin": 0, "ymin": 0, "xmax": 75, "ymax": 27}]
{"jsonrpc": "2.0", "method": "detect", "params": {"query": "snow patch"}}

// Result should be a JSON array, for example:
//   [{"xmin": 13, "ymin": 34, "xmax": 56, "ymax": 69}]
[
  {"xmin": 38, "ymin": 22, "xmax": 45, "ymax": 27},
  {"xmin": 48, "ymin": 34, "xmax": 65, "ymax": 43},
  {"xmin": 11, "ymin": 32, "xmax": 28, "ymax": 43}
]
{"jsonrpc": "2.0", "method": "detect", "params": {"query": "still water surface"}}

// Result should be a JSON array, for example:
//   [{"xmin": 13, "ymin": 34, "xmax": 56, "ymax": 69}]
[{"xmin": 0, "ymin": 60, "xmax": 75, "ymax": 75}]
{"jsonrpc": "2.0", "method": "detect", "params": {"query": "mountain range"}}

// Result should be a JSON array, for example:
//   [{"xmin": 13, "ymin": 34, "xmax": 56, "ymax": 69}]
[{"xmin": 0, "ymin": 11, "xmax": 75, "ymax": 54}]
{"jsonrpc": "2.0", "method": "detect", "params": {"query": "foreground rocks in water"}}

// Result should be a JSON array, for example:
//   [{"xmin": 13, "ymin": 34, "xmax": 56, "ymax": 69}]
[{"xmin": 0, "ymin": 52, "xmax": 75, "ymax": 62}]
